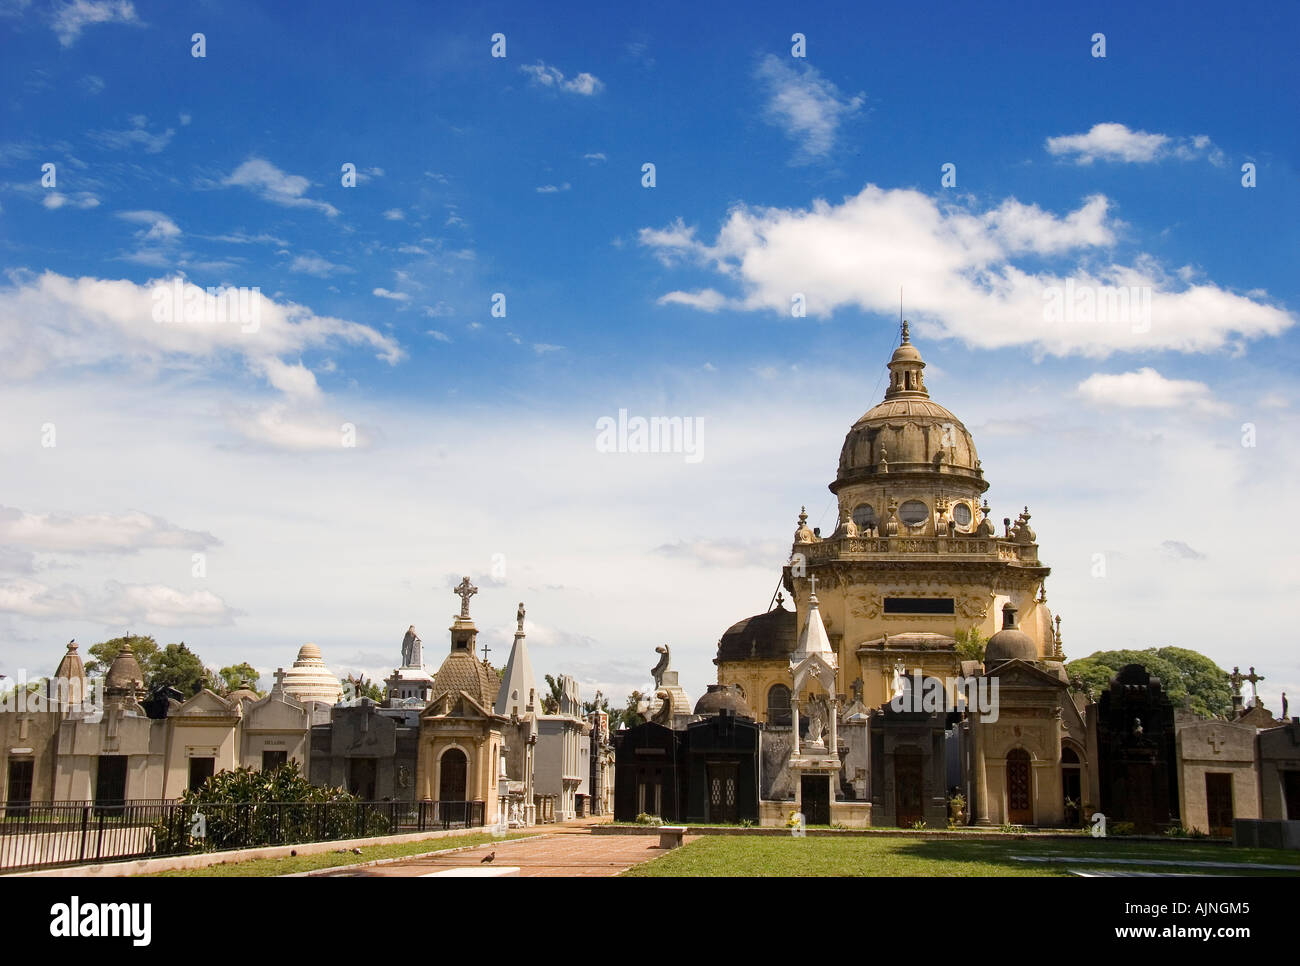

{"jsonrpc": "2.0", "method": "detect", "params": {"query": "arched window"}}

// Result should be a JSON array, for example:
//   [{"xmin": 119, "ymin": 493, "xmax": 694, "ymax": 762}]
[{"xmin": 767, "ymin": 684, "xmax": 792, "ymax": 726}]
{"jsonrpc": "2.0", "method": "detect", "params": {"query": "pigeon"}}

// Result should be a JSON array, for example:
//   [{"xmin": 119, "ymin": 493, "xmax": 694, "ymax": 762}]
[{"xmin": 480, "ymin": 851, "xmax": 496, "ymax": 864}]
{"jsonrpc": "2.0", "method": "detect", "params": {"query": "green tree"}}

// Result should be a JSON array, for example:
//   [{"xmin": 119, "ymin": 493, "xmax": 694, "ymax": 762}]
[
  {"xmin": 86, "ymin": 635, "xmax": 159, "ymax": 678},
  {"xmin": 954, "ymin": 626, "xmax": 987, "ymax": 663},
  {"xmin": 217, "ymin": 663, "xmax": 263, "ymax": 695},
  {"xmin": 150, "ymin": 642, "xmax": 209, "ymax": 695},
  {"xmin": 611, "ymin": 690, "xmax": 647, "ymax": 729},
  {"xmin": 343, "ymin": 673, "xmax": 385, "ymax": 702},
  {"xmin": 541, "ymin": 673, "xmax": 564, "ymax": 714},
  {"xmin": 1066, "ymin": 646, "xmax": 1232, "ymax": 718}
]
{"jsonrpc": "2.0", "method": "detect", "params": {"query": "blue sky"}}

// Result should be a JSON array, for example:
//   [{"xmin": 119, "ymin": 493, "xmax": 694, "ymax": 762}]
[{"xmin": 1, "ymin": 0, "xmax": 1297, "ymax": 710}]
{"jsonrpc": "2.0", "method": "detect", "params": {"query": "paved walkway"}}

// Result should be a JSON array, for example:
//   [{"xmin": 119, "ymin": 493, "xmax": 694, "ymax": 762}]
[{"xmin": 318, "ymin": 827, "xmax": 683, "ymax": 878}]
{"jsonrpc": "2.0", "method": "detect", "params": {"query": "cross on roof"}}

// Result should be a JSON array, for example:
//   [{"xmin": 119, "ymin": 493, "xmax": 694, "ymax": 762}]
[
  {"xmin": 809, "ymin": 574, "xmax": 818, "ymax": 597},
  {"xmin": 1207, "ymin": 730, "xmax": 1226, "ymax": 754},
  {"xmin": 453, "ymin": 576, "xmax": 478, "ymax": 618}
]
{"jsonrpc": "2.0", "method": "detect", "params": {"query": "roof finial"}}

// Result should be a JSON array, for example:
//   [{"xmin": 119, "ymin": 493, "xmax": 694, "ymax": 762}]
[{"xmin": 901, "ymin": 318, "xmax": 910, "ymax": 345}]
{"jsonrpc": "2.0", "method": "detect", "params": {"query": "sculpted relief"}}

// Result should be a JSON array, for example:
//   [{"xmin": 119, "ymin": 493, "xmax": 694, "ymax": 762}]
[{"xmin": 850, "ymin": 593, "xmax": 882, "ymax": 620}]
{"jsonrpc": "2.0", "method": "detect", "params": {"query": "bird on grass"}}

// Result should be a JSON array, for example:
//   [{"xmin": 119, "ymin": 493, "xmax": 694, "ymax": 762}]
[{"xmin": 480, "ymin": 851, "xmax": 496, "ymax": 864}]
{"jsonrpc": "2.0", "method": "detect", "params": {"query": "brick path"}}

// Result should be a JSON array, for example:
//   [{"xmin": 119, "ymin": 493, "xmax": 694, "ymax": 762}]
[{"xmin": 319, "ymin": 827, "xmax": 684, "ymax": 878}]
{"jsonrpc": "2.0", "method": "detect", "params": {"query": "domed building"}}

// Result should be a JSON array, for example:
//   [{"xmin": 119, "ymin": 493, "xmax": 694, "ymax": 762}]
[
  {"xmin": 709, "ymin": 324, "xmax": 1089, "ymax": 828},
  {"xmin": 279, "ymin": 643, "xmax": 344, "ymax": 706}
]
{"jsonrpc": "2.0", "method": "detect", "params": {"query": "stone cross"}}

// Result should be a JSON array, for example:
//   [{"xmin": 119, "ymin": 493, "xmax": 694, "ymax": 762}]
[
  {"xmin": 1207, "ymin": 729, "xmax": 1226, "ymax": 754},
  {"xmin": 272, "ymin": 668, "xmax": 286, "ymax": 693},
  {"xmin": 1246, "ymin": 667, "xmax": 1265, "ymax": 704},
  {"xmin": 1229, "ymin": 666, "xmax": 1245, "ymax": 696},
  {"xmin": 809, "ymin": 574, "xmax": 817, "ymax": 597},
  {"xmin": 453, "ymin": 576, "xmax": 478, "ymax": 617}
]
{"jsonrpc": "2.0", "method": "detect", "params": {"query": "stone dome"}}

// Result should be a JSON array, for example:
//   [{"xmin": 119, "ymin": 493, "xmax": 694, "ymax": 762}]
[
  {"xmin": 832, "ymin": 325, "xmax": 985, "ymax": 494},
  {"xmin": 105, "ymin": 643, "xmax": 145, "ymax": 695},
  {"xmin": 985, "ymin": 603, "xmax": 1038, "ymax": 666},
  {"xmin": 694, "ymin": 683, "xmax": 753, "ymax": 719},
  {"xmin": 716, "ymin": 606, "xmax": 797, "ymax": 663},
  {"xmin": 280, "ymin": 643, "xmax": 344, "ymax": 705}
]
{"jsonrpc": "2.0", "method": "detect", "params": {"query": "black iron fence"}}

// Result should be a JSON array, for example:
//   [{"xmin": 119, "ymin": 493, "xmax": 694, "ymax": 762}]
[{"xmin": 0, "ymin": 799, "xmax": 486, "ymax": 874}]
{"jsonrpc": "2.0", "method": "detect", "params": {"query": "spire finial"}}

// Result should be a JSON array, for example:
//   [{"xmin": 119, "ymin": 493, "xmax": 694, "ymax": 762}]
[
  {"xmin": 901, "ymin": 318, "xmax": 910, "ymax": 344},
  {"xmin": 453, "ymin": 576, "xmax": 478, "ymax": 618}
]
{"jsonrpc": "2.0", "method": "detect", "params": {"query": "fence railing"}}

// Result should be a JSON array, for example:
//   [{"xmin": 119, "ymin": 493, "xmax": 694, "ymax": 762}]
[{"xmin": 0, "ymin": 799, "xmax": 486, "ymax": 874}]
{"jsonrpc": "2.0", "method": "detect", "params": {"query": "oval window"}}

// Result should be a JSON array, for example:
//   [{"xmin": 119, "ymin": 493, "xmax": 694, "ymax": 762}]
[
  {"xmin": 952, "ymin": 503, "xmax": 972, "ymax": 527},
  {"xmin": 852, "ymin": 503, "xmax": 876, "ymax": 530},
  {"xmin": 898, "ymin": 500, "xmax": 929, "ymax": 525}
]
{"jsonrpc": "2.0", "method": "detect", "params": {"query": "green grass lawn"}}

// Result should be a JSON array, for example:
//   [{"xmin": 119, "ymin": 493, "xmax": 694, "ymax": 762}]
[
  {"xmin": 148, "ymin": 831, "xmax": 535, "ymax": 877},
  {"xmin": 622, "ymin": 834, "xmax": 1300, "ymax": 877}
]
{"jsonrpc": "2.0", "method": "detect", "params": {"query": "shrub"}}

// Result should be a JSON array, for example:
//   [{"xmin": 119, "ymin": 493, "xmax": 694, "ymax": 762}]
[{"xmin": 153, "ymin": 760, "xmax": 363, "ymax": 854}]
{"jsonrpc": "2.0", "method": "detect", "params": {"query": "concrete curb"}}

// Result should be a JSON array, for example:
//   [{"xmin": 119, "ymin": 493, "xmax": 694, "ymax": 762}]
[
  {"xmin": 594, "ymin": 825, "xmax": 1232, "ymax": 844},
  {"xmin": 6, "ymin": 825, "xmax": 507, "ymax": 877}
]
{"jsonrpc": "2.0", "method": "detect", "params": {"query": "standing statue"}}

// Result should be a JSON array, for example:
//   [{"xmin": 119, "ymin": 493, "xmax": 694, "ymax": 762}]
[
  {"xmin": 806, "ymin": 697, "xmax": 825, "ymax": 746},
  {"xmin": 400, "ymin": 625, "xmax": 420, "ymax": 667},
  {"xmin": 516, "ymin": 601, "xmax": 526, "ymax": 633},
  {"xmin": 651, "ymin": 645, "xmax": 670, "ymax": 689}
]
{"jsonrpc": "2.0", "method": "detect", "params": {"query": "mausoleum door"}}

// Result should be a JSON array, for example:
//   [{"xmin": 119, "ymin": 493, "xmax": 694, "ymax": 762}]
[
  {"xmin": 439, "ymin": 748, "xmax": 468, "ymax": 802},
  {"xmin": 1284, "ymin": 771, "xmax": 1300, "ymax": 820},
  {"xmin": 1204, "ymin": 773, "xmax": 1234, "ymax": 837},
  {"xmin": 1006, "ymin": 749, "xmax": 1032, "ymax": 825},
  {"xmin": 801, "ymin": 774, "xmax": 830, "ymax": 825},
  {"xmin": 708, "ymin": 762, "xmax": 739, "ymax": 823},
  {"xmin": 893, "ymin": 749, "xmax": 924, "ymax": 827}
]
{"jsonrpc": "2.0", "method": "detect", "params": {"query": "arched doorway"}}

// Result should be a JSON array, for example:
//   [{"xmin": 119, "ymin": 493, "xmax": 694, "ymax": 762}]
[
  {"xmin": 1006, "ymin": 748, "xmax": 1033, "ymax": 825},
  {"xmin": 1061, "ymin": 746, "xmax": 1083, "ymax": 826},
  {"xmin": 439, "ymin": 748, "xmax": 468, "ymax": 802}
]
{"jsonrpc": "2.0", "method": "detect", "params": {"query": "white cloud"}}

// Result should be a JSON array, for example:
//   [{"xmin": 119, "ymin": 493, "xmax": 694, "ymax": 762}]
[
  {"xmin": 42, "ymin": 192, "xmax": 95, "ymax": 210},
  {"xmin": 289, "ymin": 255, "xmax": 350, "ymax": 277},
  {"xmin": 657, "ymin": 289, "xmax": 727, "ymax": 312},
  {"xmin": 372, "ymin": 287, "xmax": 410, "ymax": 302},
  {"xmin": 0, "ymin": 506, "xmax": 217, "ymax": 554},
  {"xmin": 90, "ymin": 115, "xmax": 174, "ymax": 154},
  {"xmin": 638, "ymin": 184, "xmax": 1294, "ymax": 356},
  {"xmin": 52, "ymin": 0, "xmax": 140, "ymax": 46},
  {"xmin": 1046, "ymin": 123, "xmax": 1223, "ymax": 166},
  {"xmin": 117, "ymin": 209, "xmax": 180, "ymax": 241},
  {"xmin": 1076, "ymin": 368, "xmax": 1227, "ymax": 413},
  {"xmin": 584, "ymin": 152, "xmax": 607, "ymax": 164},
  {"xmin": 223, "ymin": 158, "xmax": 339, "ymax": 217},
  {"xmin": 520, "ymin": 61, "xmax": 604, "ymax": 95},
  {"xmin": 0, "ymin": 272, "xmax": 401, "ymax": 452},
  {"xmin": 536, "ymin": 183, "xmax": 571, "ymax": 194},
  {"xmin": 754, "ymin": 54, "xmax": 864, "ymax": 164},
  {"xmin": 532, "ymin": 343, "xmax": 563, "ymax": 354},
  {"xmin": 427, "ymin": 330, "xmax": 451, "ymax": 343},
  {"xmin": 382, "ymin": 208, "xmax": 404, "ymax": 221},
  {"xmin": 0, "ymin": 578, "xmax": 237, "ymax": 627}
]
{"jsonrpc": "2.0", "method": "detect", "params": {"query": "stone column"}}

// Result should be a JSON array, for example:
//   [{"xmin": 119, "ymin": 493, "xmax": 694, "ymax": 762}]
[
  {"xmin": 829, "ymin": 696, "xmax": 839, "ymax": 754},
  {"xmin": 792, "ymin": 698, "xmax": 801, "ymax": 756},
  {"xmin": 972, "ymin": 715, "xmax": 990, "ymax": 825}
]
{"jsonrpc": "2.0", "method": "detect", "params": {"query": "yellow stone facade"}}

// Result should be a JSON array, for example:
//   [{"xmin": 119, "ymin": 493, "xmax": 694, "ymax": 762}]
[{"xmin": 719, "ymin": 324, "xmax": 1057, "ymax": 717}]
